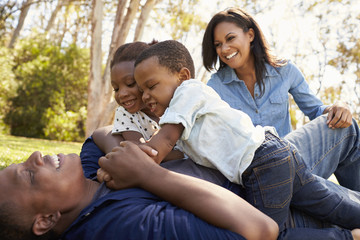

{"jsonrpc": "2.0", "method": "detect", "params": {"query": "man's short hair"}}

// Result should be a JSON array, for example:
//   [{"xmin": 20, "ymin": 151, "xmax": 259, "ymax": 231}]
[{"xmin": 0, "ymin": 201, "xmax": 59, "ymax": 240}]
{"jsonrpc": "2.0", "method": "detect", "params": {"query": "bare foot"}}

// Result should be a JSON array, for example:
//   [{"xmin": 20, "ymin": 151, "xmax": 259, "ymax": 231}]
[{"xmin": 352, "ymin": 228, "xmax": 360, "ymax": 240}]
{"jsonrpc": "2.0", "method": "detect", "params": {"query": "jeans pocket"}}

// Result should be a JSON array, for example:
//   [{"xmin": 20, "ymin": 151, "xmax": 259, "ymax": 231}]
[{"xmin": 253, "ymin": 155, "xmax": 294, "ymax": 208}]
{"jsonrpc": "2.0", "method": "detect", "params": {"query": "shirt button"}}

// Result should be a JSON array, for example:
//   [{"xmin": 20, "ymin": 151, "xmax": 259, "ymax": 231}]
[
  {"xmin": 255, "ymin": 93, "xmax": 259, "ymax": 97},
  {"xmin": 255, "ymin": 110, "xmax": 259, "ymax": 113}
]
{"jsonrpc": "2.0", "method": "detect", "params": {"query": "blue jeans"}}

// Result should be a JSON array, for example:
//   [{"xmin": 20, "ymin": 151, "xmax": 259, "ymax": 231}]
[
  {"xmin": 242, "ymin": 131, "xmax": 360, "ymax": 239},
  {"xmin": 285, "ymin": 115, "xmax": 360, "ymax": 190},
  {"xmin": 285, "ymin": 115, "xmax": 360, "ymax": 237}
]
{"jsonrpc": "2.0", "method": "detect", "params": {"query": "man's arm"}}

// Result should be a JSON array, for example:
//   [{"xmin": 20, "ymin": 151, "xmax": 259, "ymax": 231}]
[{"xmin": 98, "ymin": 142, "xmax": 279, "ymax": 240}]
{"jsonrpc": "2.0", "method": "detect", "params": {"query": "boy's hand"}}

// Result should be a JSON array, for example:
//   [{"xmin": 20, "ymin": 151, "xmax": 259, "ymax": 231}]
[{"xmin": 98, "ymin": 141, "xmax": 158, "ymax": 190}]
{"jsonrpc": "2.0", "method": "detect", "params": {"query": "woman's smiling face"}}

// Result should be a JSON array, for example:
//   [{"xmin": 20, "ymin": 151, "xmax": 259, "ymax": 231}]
[{"xmin": 213, "ymin": 21, "xmax": 254, "ymax": 70}]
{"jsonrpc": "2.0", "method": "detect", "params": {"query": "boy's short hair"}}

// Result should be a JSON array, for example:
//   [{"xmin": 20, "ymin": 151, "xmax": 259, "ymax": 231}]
[{"xmin": 134, "ymin": 40, "xmax": 195, "ymax": 78}]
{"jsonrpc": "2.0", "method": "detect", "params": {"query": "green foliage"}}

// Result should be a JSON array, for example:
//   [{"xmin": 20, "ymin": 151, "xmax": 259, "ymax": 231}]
[
  {"xmin": 43, "ymin": 102, "xmax": 86, "ymax": 142},
  {"xmin": 4, "ymin": 35, "xmax": 89, "ymax": 141},
  {"xmin": 0, "ymin": 1, "xmax": 16, "ymax": 45},
  {"xmin": 155, "ymin": 0, "xmax": 207, "ymax": 40},
  {"xmin": 320, "ymin": 86, "xmax": 341, "ymax": 105},
  {"xmin": 0, "ymin": 133, "xmax": 82, "ymax": 169},
  {"xmin": 0, "ymin": 46, "xmax": 16, "ymax": 133}
]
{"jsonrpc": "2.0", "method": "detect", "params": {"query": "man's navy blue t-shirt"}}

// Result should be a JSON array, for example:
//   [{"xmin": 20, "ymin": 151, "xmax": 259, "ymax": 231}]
[{"xmin": 60, "ymin": 137, "xmax": 245, "ymax": 240}]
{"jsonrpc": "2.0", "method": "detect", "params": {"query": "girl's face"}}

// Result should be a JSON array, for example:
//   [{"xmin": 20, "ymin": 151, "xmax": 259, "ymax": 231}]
[
  {"xmin": 111, "ymin": 61, "xmax": 145, "ymax": 113},
  {"xmin": 213, "ymin": 21, "xmax": 254, "ymax": 71}
]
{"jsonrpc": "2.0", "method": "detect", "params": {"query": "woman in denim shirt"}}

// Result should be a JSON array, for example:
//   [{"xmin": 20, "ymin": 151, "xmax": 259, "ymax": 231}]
[
  {"xmin": 202, "ymin": 7, "xmax": 352, "ymax": 137},
  {"xmin": 202, "ymin": 6, "xmax": 360, "ymax": 232}
]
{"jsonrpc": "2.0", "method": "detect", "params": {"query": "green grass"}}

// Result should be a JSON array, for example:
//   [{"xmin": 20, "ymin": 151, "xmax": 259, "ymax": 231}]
[{"xmin": 0, "ymin": 134, "xmax": 82, "ymax": 169}]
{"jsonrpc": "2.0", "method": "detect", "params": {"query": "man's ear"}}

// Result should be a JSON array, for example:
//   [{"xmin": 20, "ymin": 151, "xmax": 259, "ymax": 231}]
[
  {"xmin": 32, "ymin": 212, "xmax": 61, "ymax": 236},
  {"xmin": 178, "ymin": 67, "xmax": 191, "ymax": 83}
]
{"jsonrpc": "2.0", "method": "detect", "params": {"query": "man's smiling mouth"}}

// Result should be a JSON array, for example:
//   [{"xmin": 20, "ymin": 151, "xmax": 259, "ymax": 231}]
[{"xmin": 48, "ymin": 155, "xmax": 60, "ymax": 169}]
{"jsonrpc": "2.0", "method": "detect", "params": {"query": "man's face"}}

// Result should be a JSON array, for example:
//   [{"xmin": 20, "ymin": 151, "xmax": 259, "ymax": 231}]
[{"xmin": 0, "ymin": 151, "xmax": 86, "ymax": 215}]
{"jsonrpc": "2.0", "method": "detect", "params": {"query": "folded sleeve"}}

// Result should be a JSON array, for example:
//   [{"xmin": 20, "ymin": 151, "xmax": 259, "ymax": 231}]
[{"xmin": 160, "ymin": 81, "xmax": 210, "ymax": 140}]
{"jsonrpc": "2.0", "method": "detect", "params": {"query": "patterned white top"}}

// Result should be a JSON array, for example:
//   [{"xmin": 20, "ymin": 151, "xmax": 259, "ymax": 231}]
[{"xmin": 112, "ymin": 106, "xmax": 159, "ymax": 140}]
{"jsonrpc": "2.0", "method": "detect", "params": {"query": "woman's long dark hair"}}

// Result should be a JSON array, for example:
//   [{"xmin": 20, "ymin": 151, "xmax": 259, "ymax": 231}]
[{"xmin": 202, "ymin": 7, "xmax": 286, "ymax": 94}]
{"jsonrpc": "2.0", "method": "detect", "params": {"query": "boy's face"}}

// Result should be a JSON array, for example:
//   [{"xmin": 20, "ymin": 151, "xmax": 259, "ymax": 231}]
[
  {"xmin": 111, "ymin": 61, "xmax": 145, "ymax": 113},
  {"xmin": 134, "ymin": 56, "xmax": 183, "ymax": 117}
]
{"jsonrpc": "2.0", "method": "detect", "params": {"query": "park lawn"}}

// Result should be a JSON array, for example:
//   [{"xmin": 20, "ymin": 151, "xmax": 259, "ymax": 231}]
[{"xmin": 0, "ymin": 134, "xmax": 82, "ymax": 169}]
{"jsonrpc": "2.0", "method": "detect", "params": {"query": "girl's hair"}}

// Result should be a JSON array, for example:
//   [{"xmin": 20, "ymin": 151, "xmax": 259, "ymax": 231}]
[
  {"xmin": 110, "ymin": 40, "xmax": 158, "ymax": 69},
  {"xmin": 202, "ymin": 7, "xmax": 286, "ymax": 94}
]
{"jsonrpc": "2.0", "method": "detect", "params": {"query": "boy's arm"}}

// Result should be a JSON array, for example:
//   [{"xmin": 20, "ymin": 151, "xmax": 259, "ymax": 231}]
[
  {"xmin": 145, "ymin": 123, "xmax": 184, "ymax": 164},
  {"xmin": 99, "ymin": 142, "xmax": 279, "ymax": 240},
  {"xmin": 163, "ymin": 149, "xmax": 184, "ymax": 162}
]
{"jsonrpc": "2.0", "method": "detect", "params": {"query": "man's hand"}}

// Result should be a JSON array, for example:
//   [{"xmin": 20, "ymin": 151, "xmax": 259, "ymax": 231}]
[
  {"xmin": 324, "ymin": 101, "xmax": 352, "ymax": 129},
  {"xmin": 98, "ymin": 141, "xmax": 158, "ymax": 190}
]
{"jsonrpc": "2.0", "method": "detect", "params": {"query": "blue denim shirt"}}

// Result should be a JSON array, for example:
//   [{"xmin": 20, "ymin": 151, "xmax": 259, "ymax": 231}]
[{"xmin": 207, "ymin": 62, "xmax": 328, "ymax": 137}]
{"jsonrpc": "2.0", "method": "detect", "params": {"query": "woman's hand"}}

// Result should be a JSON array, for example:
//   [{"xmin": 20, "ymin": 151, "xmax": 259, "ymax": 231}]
[{"xmin": 324, "ymin": 101, "xmax": 352, "ymax": 129}]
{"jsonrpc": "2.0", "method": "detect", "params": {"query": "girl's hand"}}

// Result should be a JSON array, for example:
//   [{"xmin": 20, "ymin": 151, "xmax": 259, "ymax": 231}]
[{"xmin": 97, "ymin": 167, "xmax": 112, "ymax": 183}]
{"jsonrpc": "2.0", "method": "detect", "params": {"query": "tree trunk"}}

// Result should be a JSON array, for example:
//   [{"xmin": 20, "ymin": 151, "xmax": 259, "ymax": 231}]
[
  {"xmin": 96, "ymin": 0, "xmax": 128, "ymax": 129},
  {"xmin": 133, "ymin": 0, "xmax": 158, "ymax": 41},
  {"xmin": 97, "ymin": 0, "xmax": 141, "ymax": 128},
  {"xmin": 116, "ymin": 0, "xmax": 141, "ymax": 46},
  {"xmin": 45, "ymin": 0, "xmax": 69, "ymax": 32},
  {"xmin": 86, "ymin": 0, "xmax": 103, "ymax": 137},
  {"xmin": 8, "ymin": 0, "xmax": 34, "ymax": 48},
  {"xmin": 103, "ymin": 0, "xmax": 128, "ymax": 76},
  {"xmin": 87, "ymin": 0, "xmax": 160, "ymax": 133},
  {"xmin": 95, "ymin": 0, "xmax": 128, "ymax": 128}
]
